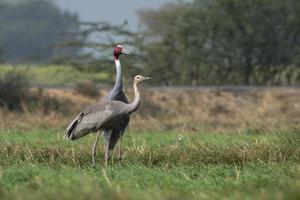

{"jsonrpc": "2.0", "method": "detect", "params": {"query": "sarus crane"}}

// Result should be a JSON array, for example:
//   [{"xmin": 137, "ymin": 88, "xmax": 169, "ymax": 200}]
[
  {"xmin": 99, "ymin": 45, "xmax": 130, "ymax": 164},
  {"xmin": 65, "ymin": 75, "xmax": 150, "ymax": 166},
  {"xmin": 65, "ymin": 44, "xmax": 130, "ymax": 165}
]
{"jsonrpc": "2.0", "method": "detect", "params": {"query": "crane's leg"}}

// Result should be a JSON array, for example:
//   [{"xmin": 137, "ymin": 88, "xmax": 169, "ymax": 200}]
[
  {"xmin": 105, "ymin": 130, "xmax": 112, "ymax": 167},
  {"xmin": 92, "ymin": 131, "xmax": 101, "ymax": 165},
  {"xmin": 117, "ymin": 135, "xmax": 123, "ymax": 162}
]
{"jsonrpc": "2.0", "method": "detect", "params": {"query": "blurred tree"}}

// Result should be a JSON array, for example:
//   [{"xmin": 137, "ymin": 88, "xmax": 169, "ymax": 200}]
[
  {"xmin": 137, "ymin": 0, "xmax": 300, "ymax": 85},
  {"xmin": 0, "ymin": 0, "xmax": 82, "ymax": 63},
  {"xmin": 55, "ymin": 21, "xmax": 141, "ymax": 85},
  {"xmin": 48, "ymin": 0, "xmax": 300, "ymax": 86}
]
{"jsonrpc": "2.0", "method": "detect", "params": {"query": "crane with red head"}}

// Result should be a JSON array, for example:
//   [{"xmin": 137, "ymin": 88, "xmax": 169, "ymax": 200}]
[
  {"xmin": 65, "ymin": 44, "xmax": 131, "ymax": 165},
  {"xmin": 95, "ymin": 44, "xmax": 130, "ymax": 164}
]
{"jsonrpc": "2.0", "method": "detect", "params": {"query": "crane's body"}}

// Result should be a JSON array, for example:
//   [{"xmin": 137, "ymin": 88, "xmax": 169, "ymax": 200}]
[
  {"xmin": 96, "ymin": 46, "xmax": 130, "ymax": 164},
  {"xmin": 65, "ymin": 75, "xmax": 150, "ymax": 166},
  {"xmin": 66, "ymin": 101, "xmax": 131, "ymax": 141},
  {"xmin": 65, "ymin": 45, "xmax": 131, "ymax": 165}
]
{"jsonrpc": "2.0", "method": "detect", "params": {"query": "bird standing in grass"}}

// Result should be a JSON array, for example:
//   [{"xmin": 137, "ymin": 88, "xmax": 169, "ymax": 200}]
[
  {"xmin": 66, "ymin": 44, "xmax": 130, "ymax": 165},
  {"xmin": 65, "ymin": 75, "xmax": 150, "ymax": 166},
  {"xmin": 99, "ymin": 45, "xmax": 130, "ymax": 164}
]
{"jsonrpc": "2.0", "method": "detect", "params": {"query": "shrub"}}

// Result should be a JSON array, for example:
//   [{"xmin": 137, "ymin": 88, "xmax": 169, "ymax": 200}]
[
  {"xmin": 0, "ymin": 71, "xmax": 75, "ymax": 114},
  {"xmin": 0, "ymin": 71, "xmax": 30, "ymax": 110}
]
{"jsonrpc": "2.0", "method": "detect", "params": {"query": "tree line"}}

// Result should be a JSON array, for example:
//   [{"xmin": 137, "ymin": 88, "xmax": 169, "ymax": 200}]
[
  {"xmin": 0, "ymin": 0, "xmax": 81, "ymax": 63},
  {"xmin": 136, "ymin": 0, "xmax": 300, "ymax": 85},
  {"xmin": 0, "ymin": 0, "xmax": 299, "ymax": 85}
]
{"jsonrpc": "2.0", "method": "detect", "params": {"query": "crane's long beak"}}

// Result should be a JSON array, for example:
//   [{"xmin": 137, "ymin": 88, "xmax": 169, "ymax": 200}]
[
  {"xmin": 122, "ymin": 48, "xmax": 130, "ymax": 55},
  {"xmin": 143, "ymin": 77, "xmax": 151, "ymax": 80}
]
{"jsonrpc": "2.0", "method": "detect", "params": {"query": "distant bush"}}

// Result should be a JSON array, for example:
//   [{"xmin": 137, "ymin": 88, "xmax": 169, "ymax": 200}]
[
  {"xmin": 0, "ymin": 71, "xmax": 30, "ymax": 110},
  {"xmin": 75, "ymin": 82, "xmax": 99, "ymax": 97},
  {"xmin": 0, "ymin": 71, "xmax": 74, "ymax": 114}
]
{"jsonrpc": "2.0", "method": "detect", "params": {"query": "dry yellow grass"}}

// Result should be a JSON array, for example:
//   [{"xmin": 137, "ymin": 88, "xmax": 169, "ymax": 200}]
[
  {"xmin": 130, "ymin": 88, "xmax": 300, "ymax": 133},
  {"xmin": 0, "ymin": 87, "xmax": 299, "ymax": 132}
]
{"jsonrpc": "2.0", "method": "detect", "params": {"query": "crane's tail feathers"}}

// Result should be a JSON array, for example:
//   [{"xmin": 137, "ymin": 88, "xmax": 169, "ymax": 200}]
[{"xmin": 64, "ymin": 113, "xmax": 84, "ymax": 140}]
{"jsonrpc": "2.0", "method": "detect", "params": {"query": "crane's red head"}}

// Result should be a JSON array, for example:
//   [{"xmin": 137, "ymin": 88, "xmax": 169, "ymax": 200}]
[{"xmin": 114, "ymin": 44, "xmax": 130, "ymax": 59}]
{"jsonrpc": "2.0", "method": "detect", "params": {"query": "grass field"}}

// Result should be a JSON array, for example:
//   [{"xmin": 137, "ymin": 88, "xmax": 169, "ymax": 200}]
[
  {"xmin": 0, "ymin": 65, "xmax": 109, "ymax": 85},
  {"xmin": 0, "ymin": 129, "xmax": 299, "ymax": 200},
  {"xmin": 0, "ymin": 66, "xmax": 299, "ymax": 199}
]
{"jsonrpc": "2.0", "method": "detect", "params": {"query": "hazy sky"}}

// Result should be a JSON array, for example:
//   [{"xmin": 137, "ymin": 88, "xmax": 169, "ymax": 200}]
[{"xmin": 54, "ymin": 0, "xmax": 174, "ymax": 30}]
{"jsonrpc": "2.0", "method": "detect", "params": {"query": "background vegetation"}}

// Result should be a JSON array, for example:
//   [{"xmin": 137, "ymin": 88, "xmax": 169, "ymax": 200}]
[
  {"xmin": 0, "ymin": 65, "xmax": 108, "ymax": 85},
  {"xmin": 0, "ymin": 0, "xmax": 82, "ymax": 63},
  {"xmin": 136, "ymin": 0, "xmax": 300, "ymax": 85},
  {"xmin": 0, "ymin": 0, "xmax": 299, "ymax": 86}
]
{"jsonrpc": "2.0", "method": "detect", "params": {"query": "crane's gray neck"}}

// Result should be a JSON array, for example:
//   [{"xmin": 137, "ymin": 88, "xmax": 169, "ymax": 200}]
[
  {"xmin": 125, "ymin": 83, "xmax": 140, "ymax": 115},
  {"xmin": 113, "ymin": 58, "xmax": 122, "ymax": 90}
]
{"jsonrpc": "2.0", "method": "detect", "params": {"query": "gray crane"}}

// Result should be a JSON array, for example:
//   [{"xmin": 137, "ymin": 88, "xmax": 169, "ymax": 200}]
[
  {"xmin": 65, "ymin": 75, "xmax": 150, "ymax": 166},
  {"xmin": 78, "ymin": 44, "xmax": 129, "ymax": 165},
  {"xmin": 98, "ymin": 45, "xmax": 130, "ymax": 164}
]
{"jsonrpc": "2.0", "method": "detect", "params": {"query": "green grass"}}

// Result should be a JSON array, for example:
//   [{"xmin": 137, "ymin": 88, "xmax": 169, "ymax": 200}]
[
  {"xmin": 0, "ymin": 64, "xmax": 109, "ymax": 85},
  {"xmin": 0, "ymin": 130, "xmax": 299, "ymax": 199}
]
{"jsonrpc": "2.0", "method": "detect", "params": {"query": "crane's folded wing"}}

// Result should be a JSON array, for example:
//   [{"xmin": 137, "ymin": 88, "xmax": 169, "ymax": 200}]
[{"xmin": 65, "ymin": 104, "xmax": 116, "ymax": 140}]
